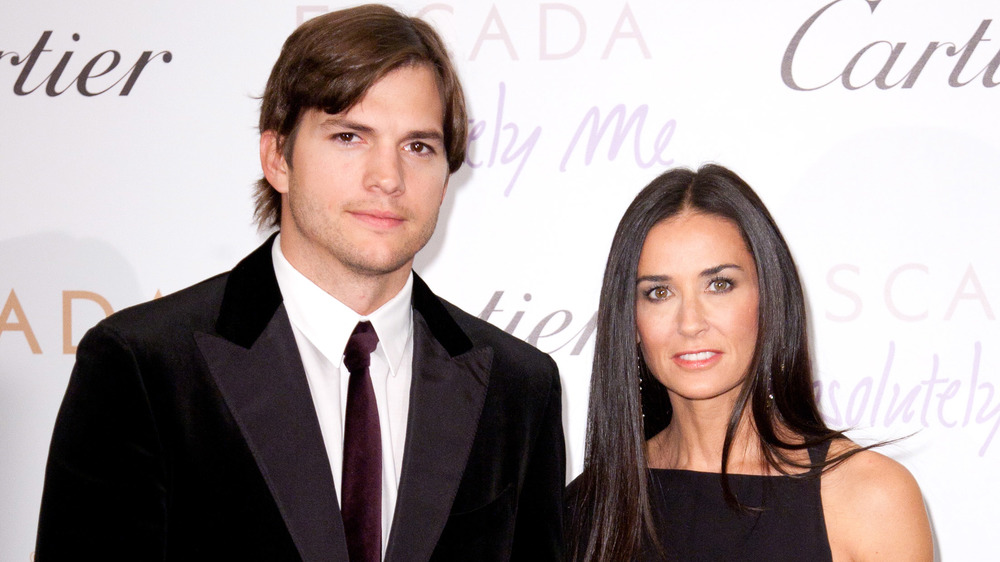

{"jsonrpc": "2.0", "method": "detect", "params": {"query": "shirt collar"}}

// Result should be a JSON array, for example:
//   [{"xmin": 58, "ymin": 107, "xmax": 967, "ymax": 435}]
[{"xmin": 271, "ymin": 234, "xmax": 413, "ymax": 376}]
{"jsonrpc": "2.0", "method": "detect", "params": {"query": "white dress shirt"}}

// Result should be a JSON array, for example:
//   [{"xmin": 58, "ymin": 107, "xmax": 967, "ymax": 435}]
[{"xmin": 271, "ymin": 236, "xmax": 413, "ymax": 559}]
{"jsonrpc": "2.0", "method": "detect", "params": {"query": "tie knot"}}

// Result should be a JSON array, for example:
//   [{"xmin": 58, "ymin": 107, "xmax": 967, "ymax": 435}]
[{"xmin": 344, "ymin": 321, "xmax": 379, "ymax": 375}]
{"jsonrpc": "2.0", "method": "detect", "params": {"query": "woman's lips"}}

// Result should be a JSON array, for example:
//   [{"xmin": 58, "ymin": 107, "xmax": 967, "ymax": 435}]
[{"xmin": 672, "ymin": 350, "xmax": 722, "ymax": 369}]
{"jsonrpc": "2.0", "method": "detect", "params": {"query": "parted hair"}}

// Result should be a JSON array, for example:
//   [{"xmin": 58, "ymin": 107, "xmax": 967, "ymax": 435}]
[
  {"xmin": 253, "ymin": 4, "xmax": 468, "ymax": 230},
  {"xmin": 569, "ymin": 164, "xmax": 854, "ymax": 560}
]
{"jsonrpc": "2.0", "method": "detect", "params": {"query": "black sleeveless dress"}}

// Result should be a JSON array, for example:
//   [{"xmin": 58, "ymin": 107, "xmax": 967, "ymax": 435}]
[{"xmin": 639, "ymin": 442, "xmax": 833, "ymax": 561}]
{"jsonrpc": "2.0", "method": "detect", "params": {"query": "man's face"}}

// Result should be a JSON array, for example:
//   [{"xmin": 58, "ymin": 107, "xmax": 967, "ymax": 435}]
[{"xmin": 262, "ymin": 65, "xmax": 449, "ymax": 289}]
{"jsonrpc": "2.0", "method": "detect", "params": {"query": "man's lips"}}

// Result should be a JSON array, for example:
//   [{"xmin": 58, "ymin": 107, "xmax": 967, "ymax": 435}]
[
  {"xmin": 672, "ymin": 350, "xmax": 722, "ymax": 369},
  {"xmin": 349, "ymin": 209, "xmax": 405, "ymax": 228}
]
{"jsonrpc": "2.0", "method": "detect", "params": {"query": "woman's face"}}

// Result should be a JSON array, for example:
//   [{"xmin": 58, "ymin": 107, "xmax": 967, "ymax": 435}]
[{"xmin": 635, "ymin": 211, "xmax": 759, "ymax": 407}]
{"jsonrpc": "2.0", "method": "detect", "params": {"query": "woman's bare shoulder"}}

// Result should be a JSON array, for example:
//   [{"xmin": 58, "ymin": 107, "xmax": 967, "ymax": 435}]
[{"xmin": 821, "ymin": 441, "xmax": 933, "ymax": 561}]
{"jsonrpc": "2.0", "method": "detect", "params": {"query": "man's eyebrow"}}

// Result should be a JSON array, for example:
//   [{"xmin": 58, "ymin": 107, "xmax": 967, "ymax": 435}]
[
  {"xmin": 407, "ymin": 129, "xmax": 445, "ymax": 142},
  {"xmin": 318, "ymin": 117, "xmax": 444, "ymax": 143},
  {"xmin": 318, "ymin": 117, "xmax": 374, "ymax": 135}
]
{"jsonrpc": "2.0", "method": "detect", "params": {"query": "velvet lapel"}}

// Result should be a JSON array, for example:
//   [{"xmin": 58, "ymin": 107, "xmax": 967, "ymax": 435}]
[
  {"xmin": 194, "ymin": 236, "xmax": 348, "ymax": 562},
  {"xmin": 384, "ymin": 275, "xmax": 493, "ymax": 562}
]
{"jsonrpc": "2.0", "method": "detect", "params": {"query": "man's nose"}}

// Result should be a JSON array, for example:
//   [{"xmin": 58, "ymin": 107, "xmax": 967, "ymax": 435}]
[{"xmin": 364, "ymin": 144, "xmax": 404, "ymax": 195}]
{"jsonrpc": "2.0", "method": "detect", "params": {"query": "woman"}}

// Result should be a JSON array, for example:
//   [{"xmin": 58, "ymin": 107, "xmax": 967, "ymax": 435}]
[{"xmin": 567, "ymin": 165, "xmax": 932, "ymax": 561}]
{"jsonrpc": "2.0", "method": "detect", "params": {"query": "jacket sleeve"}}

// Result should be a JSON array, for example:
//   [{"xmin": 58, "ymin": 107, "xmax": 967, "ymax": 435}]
[
  {"xmin": 35, "ymin": 323, "xmax": 168, "ymax": 561},
  {"xmin": 511, "ymin": 357, "xmax": 565, "ymax": 560}
]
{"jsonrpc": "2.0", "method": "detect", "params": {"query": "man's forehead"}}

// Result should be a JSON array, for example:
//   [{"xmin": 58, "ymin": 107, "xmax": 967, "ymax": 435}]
[{"xmin": 308, "ymin": 68, "xmax": 445, "ymax": 130}]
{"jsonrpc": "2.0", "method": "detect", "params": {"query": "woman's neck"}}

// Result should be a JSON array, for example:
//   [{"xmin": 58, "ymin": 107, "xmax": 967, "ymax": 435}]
[{"xmin": 646, "ymin": 396, "xmax": 767, "ymax": 474}]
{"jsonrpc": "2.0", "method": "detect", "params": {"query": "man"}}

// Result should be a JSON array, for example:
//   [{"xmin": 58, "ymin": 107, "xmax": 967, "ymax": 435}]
[{"xmin": 35, "ymin": 5, "xmax": 564, "ymax": 561}]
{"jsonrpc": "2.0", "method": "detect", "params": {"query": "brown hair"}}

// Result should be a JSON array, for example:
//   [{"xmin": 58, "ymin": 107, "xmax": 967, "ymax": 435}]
[{"xmin": 253, "ymin": 4, "xmax": 468, "ymax": 230}]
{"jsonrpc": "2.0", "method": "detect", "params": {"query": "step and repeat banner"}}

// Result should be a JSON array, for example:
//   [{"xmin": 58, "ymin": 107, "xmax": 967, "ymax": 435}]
[{"xmin": 2, "ymin": 0, "xmax": 997, "ymax": 558}]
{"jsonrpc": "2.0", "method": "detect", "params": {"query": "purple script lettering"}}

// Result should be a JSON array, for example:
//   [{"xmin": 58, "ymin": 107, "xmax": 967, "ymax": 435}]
[{"xmin": 560, "ymin": 104, "xmax": 675, "ymax": 171}]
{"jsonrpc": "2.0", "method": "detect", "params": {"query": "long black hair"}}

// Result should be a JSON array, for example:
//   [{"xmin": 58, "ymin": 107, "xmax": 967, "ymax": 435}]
[{"xmin": 569, "ymin": 164, "xmax": 852, "ymax": 560}]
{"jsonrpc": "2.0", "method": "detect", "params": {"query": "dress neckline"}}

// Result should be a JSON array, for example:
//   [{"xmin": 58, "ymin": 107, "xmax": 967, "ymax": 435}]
[{"xmin": 647, "ymin": 440, "xmax": 832, "ymax": 478}]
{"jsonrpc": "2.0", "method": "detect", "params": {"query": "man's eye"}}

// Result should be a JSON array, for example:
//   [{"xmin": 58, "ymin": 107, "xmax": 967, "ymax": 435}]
[{"xmin": 408, "ymin": 141, "xmax": 435, "ymax": 154}]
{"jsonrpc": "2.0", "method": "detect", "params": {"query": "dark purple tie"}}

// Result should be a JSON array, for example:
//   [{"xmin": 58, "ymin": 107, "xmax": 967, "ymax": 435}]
[{"xmin": 342, "ymin": 321, "xmax": 381, "ymax": 562}]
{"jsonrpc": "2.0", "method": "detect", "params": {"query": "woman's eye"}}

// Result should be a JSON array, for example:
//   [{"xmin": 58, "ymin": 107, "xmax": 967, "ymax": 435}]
[
  {"xmin": 647, "ymin": 286, "xmax": 670, "ymax": 300},
  {"xmin": 709, "ymin": 278, "xmax": 733, "ymax": 292}
]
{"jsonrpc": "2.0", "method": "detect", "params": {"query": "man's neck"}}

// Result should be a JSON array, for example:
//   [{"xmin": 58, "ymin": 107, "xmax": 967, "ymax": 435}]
[
  {"xmin": 277, "ymin": 236, "xmax": 412, "ymax": 316},
  {"xmin": 321, "ymin": 270, "xmax": 411, "ymax": 316}
]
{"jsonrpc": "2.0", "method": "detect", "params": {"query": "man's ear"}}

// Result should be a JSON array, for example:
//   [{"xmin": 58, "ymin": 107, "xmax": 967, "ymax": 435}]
[{"xmin": 260, "ymin": 130, "xmax": 289, "ymax": 194}]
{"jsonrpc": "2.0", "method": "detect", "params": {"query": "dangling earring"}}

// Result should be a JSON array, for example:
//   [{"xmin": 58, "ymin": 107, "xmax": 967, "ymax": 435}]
[
  {"xmin": 767, "ymin": 360, "xmax": 784, "ymax": 405},
  {"xmin": 637, "ymin": 352, "xmax": 645, "ymax": 419}
]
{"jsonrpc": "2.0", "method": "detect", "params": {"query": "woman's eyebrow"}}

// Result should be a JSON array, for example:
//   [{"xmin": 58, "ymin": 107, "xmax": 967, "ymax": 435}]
[
  {"xmin": 700, "ymin": 264, "xmax": 741, "ymax": 277},
  {"xmin": 636, "ymin": 274, "xmax": 670, "ymax": 284}
]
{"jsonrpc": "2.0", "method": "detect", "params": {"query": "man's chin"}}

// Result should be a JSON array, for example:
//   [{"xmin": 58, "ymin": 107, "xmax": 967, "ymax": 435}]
[{"xmin": 345, "ymin": 253, "xmax": 416, "ymax": 279}]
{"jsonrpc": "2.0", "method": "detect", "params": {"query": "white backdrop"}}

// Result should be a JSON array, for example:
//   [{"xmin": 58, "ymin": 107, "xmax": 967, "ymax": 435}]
[{"xmin": 2, "ymin": 0, "xmax": 998, "ymax": 559}]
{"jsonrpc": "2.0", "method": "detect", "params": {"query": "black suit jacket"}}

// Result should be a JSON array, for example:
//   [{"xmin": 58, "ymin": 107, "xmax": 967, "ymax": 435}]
[{"xmin": 36, "ymin": 237, "xmax": 564, "ymax": 561}]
